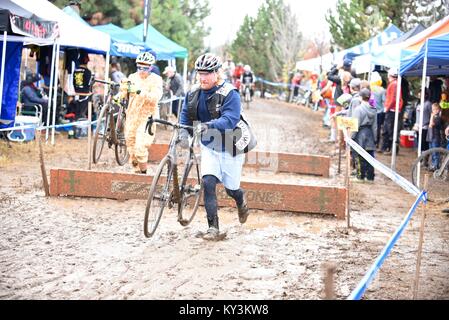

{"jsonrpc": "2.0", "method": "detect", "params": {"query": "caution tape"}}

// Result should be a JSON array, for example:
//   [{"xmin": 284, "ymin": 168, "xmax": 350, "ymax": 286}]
[
  {"xmin": 343, "ymin": 129, "xmax": 421, "ymax": 196},
  {"xmin": 347, "ymin": 190, "xmax": 427, "ymax": 300},
  {"xmin": 342, "ymin": 128, "xmax": 426, "ymax": 299}
]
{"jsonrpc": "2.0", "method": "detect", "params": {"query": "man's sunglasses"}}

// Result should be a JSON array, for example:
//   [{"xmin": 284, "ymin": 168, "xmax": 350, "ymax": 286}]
[{"xmin": 137, "ymin": 65, "xmax": 152, "ymax": 71}]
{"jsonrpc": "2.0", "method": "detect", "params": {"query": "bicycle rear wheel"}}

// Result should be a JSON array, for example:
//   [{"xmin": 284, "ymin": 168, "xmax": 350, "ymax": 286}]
[
  {"xmin": 92, "ymin": 105, "xmax": 109, "ymax": 164},
  {"xmin": 144, "ymin": 156, "xmax": 173, "ymax": 238},
  {"xmin": 178, "ymin": 154, "xmax": 202, "ymax": 226},
  {"xmin": 114, "ymin": 110, "xmax": 129, "ymax": 166},
  {"xmin": 245, "ymin": 88, "xmax": 251, "ymax": 109},
  {"xmin": 411, "ymin": 147, "xmax": 449, "ymax": 202}
]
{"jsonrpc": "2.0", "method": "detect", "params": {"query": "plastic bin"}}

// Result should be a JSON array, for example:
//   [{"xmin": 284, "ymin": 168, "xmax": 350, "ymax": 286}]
[
  {"xmin": 400, "ymin": 130, "xmax": 415, "ymax": 148},
  {"xmin": 7, "ymin": 115, "xmax": 40, "ymax": 142}
]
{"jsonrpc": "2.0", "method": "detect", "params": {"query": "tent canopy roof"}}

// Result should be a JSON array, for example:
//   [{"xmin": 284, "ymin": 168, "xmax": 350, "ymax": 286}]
[
  {"xmin": 128, "ymin": 23, "xmax": 188, "ymax": 60},
  {"xmin": 2, "ymin": 0, "xmax": 110, "ymax": 53},
  {"xmin": 400, "ymin": 32, "xmax": 449, "ymax": 76},
  {"xmin": 94, "ymin": 23, "xmax": 148, "ymax": 58}
]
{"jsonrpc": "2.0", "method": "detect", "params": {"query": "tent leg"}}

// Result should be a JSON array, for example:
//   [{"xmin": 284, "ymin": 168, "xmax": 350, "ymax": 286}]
[
  {"xmin": 46, "ymin": 41, "xmax": 57, "ymax": 142},
  {"xmin": 51, "ymin": 41, "xmax": 61, "ymax": 146},
  {"xmin": 183, "ymin": 57, "xmax": 188, "ymax": 88},
  {"xmin": 0, "ymin": 31, "xmax": 7, "ymax": 119},
  {"xmin": 416, "ymin": 43, "xmax": 429, "ymax": 188}
]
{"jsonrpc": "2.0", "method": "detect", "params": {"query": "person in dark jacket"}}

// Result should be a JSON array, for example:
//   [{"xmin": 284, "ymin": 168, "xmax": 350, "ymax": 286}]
[
  {"xmin": 178, "ymin": 53, "xmax": 250, "ymax": 241},
  {"xmin": 352, "ymin": 88, "xmax": 377, "ymax": 182},
  {"xmin": 163, "ymin": 66, "xmax": 185, "ymax": 117},
  {"xmin": 21, "ymin": 73, "xmax": 49, "ymax": 124}
]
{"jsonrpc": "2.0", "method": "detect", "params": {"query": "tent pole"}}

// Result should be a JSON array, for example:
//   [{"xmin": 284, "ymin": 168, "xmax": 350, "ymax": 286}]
[
  {"xmin": 183, "ymin": 56, "xmax": 188, "ymax": 89},
  {"xmin": 60, "ymin": 52, "xmax": 66, "ymax": 110},
  {"xmin": 0, "ymin": 31, "xmax": 7, "ymax": 119},
  {"xmin": 51, "ymin": 41, "xmax": 61, "ymax": 146},
  {"xmin": 46, "ymin": 41, "xmax": 57, "ymax": 142},
  {"xmin": 24, "ymin": 48, "xmax": 28, "ymax": 79},
  {"xmin": 416, "ymin": 41, "xmax": 429, "ymax": 188},
  {"xmin": 390, "ymin": 74, "xmax": 402, "ymax": 171},
  {"xmin": 104, "ymin": 52, "xmax": 110, "ymax": 101}
]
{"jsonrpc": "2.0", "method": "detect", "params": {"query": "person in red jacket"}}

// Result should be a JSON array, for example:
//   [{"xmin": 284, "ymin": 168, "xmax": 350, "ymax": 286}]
[{"xmin": 380, "ymin": 69, "xmax": 403, "ymax": 154}]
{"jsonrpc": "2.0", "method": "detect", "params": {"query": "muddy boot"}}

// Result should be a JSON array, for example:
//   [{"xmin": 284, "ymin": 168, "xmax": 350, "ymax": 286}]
[
  {"xmin": 202, "ymin": 216, "xmax": 225, "ymax": 241},
  {"xmin": 237, "ymin": 192, "xmax": 249, "ymax": 224}
]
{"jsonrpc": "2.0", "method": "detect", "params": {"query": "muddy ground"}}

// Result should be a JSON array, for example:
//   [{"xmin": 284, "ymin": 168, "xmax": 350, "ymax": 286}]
[{"xmin": 0, "ymin": 98, "xmax": 448, "ymax": 300}]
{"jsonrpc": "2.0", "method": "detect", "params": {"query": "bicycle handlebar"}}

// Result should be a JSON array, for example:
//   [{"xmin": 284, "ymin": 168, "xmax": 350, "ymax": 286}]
[
  {"xmin": 145, "ymin": 115, "xmax": 194, "ymax": 136},
  {"xmin": 93, "ymin": 78, "xmax": 141, "ymax": 95}
]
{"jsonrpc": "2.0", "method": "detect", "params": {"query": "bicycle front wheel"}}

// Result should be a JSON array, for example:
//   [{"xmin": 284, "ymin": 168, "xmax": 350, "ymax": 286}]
[
  {"xmin": 178, "ymin": 154, "xmax": 202, "ymax": 226},
  {"xmin": 114, "ymin": 111, "xmax": 129, "ymax": 166},
  {"xmin": 411, "ymin": 147, "xmax": 449, "ymax": 202},
  {"xmin": 92, "ymin": 104, "xmax": 109, "ymax": 164},
  {"xmin": 144, "ymin": 156, "xmax": 173, "ymax": 238}
]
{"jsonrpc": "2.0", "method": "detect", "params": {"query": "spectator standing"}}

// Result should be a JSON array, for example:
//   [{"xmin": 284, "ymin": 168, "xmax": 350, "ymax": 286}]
[
  {"xmin": 110, "ymin": 62, "xmax": 126, "ymax": 84},
  {"xmin": 370, "ymin": 72, "xmax": 386, "ymax": 149},
  {"xmin": 72, "ymin": 51, "xmax": 92, "ymax": 120},
  {"xmin": 427, "ymin": 103, "xmax": 443, "ymax": 170},
  {"xmin": 351, "ymin": 88, "xmax": 377, "ymax": 182},
  {"xmin": 413, "ymin": 90, "xmax": 432, "ymax": 152},
  {"xmin": 163, "ymin": 66, "xmax": 185, "ymax": 117},
  {"xmin": 381, "ymin": 68, "xmax": 402, "ymax": 154}
]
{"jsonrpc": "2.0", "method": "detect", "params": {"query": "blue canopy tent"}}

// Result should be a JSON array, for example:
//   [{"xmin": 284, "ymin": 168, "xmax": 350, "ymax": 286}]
[
  {"xmin": 128, "ymin": 23, "xmax": 188, "ymax": 60},
  {"xmin": 128, "ymin": 23, "xmax": 188, "ymax": 83},
  {"xmin": 400, "ymin": 32, "xmax": 449, "ymax": 77},
  {"xmin": 395, "ymin": 32, "xmax": 449, "ymax": 181},
  {"xmin": 333, "ymin": 24, "xmax": 403, "ymax": 74},
  {"xmin": 343, "ymin": 24, "xmax": 403, "ymax": 60},
  {"xmin": 94, "ymin": 23, "xmax": 147, "ymax": 58},
  {"xmin": 371, "ymin": 25, "xmax": 425, "ymax": 69}
]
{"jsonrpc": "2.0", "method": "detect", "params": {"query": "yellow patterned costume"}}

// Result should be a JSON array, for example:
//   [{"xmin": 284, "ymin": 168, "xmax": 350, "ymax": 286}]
[{"xmin": 120, "ymin": 72, "xmax": 162, "ymax": 167}]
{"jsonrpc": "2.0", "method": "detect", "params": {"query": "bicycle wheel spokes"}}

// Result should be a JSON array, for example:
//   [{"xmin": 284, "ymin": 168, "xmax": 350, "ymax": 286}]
[
  {"xmin": 144, "ymin": 157, "xmax": 173, "ymax": 238},
  {"xmin": 178, "ymin": 155, "xmax": 202, "ymax": 226},
  {"xmin": 114, "ymin": 112, "xmax": 129, "ymax": 166},
  {"xmin": 412, "ymin": 148, "xmax": 449, "ymax": 202},
  {"xmin": 92, "ymin": 105, "xmax": 109, "ymax": 164}
]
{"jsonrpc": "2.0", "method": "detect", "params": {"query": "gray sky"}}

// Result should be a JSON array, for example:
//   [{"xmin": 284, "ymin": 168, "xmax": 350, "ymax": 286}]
[{"xmin": 204, "ymin": 0, "xmax": 338, "ymax": 48}]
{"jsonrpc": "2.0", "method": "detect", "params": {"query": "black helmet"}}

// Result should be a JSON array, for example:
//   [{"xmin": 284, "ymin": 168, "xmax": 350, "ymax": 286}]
[
  {"xmin": 25, "ymin": 73, "xmax": 40, "ymax": 84},
  {"xmin": 194, "ymin": 53, "xmax": 222, "ymax": 72}
]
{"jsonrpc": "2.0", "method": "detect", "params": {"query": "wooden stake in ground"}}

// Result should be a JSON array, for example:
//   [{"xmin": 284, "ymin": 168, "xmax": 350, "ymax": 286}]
[
  {"xmin": 413, "ymin": 174, "xmax": 429, "ymax": 299},
  {"xmin": 36, "ymin": 129, "xmax": 50, "ymax": 196},
  {"xmin": 338, "ymin": 139, "xmax": 342, "ymax": 174},
  {"xmin": 87, "ymin": 100, "xmax": 92, "ymax": 170},
  {"xmin": 322, "ymin": 262, "xmax": 336, "ymax": 299},
  {"xmin": 345, "ymin": 127, "xmax": 351, "ymax": 229}
]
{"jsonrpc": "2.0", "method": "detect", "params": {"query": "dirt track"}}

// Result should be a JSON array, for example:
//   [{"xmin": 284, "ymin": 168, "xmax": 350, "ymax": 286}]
[{"xmin": 1, "ymin": 98, "xmax": 448, "ymax": 300}]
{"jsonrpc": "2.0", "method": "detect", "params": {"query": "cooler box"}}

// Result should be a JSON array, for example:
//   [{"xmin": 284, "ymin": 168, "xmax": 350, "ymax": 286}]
[
  {"xmin": 400, "ymin": 130, "xmax": 415, "ymax": 148},
  {"xmin": 7, "ymin": 115, "xmax": 40, "ymax": 142}
]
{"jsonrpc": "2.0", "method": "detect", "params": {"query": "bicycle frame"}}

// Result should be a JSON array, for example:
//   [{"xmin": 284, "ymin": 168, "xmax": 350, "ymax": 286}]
[{"xmin": 146, "ymin": 116, "xmax": 200, "ymax": 206}]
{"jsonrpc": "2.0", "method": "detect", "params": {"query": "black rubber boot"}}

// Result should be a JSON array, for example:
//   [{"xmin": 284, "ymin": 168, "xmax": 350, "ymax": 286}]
[
  {"xmin": 202, "ymin": 216, "xmax": 221, "ymax": 241},
  {"xmin": 237, "ymin": 191, "xmax": 249, "ymax": 224}
]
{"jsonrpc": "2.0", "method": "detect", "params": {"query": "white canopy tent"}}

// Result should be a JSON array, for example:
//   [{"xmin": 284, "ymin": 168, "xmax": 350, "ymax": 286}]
[
  {"xmin": 1, "ymin": 0, "xmax": 110, "ymax": 150},
  {"xmin": 2, "ymin": 0, "xmax": 110, "ymax": 53}
]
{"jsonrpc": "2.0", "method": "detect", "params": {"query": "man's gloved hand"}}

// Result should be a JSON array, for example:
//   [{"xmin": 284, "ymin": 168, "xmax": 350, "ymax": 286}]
[
  {"xmin": 195, "ymin": 123, "xmax": 209, "ymax": 135},
  {"xmin": 178, "ymin": 128, "xmax": 190, "ymax": 149},
  {"xmin": 112, "ymin": 93, "xmax": 121, "ymax": 105}
]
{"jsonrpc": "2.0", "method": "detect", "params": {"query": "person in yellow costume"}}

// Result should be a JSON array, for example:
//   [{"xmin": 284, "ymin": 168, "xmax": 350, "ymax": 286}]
[{"xmin": 120, "ymin": 51, "xmax": 162, "ymax": 174}]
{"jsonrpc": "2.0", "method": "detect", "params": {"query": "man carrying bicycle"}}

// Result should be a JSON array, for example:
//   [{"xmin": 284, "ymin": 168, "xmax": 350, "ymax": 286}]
[
  {"xmin": 121, "ymin": 50, "xmax": 162, "ymax": 174},
  {"xmin": 178, "ymin": 53, "xmax": 250, "ymax": 241},
  {"xmin": 240, "ymin": 65, "xmax": 255, "ymax": 100}
]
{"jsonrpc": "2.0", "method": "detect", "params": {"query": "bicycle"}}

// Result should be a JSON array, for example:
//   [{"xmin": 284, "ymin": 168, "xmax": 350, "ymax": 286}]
[
  {"xmin": 92, "ymin": 79, "xmax": 136, "ymax": 166},
  {"xmin": 411, "ymin": 146, "xmax": 449, "ymax": 202},
  {"xmin": 242, "ymin": 84, "xmax": 251, "ymax": 110},
  {"xmin": 143, "ymin": 115, "xmax": 203, "ymax": 238}
]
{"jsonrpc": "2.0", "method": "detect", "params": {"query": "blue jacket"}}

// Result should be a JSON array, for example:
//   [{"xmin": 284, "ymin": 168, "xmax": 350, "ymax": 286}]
[{"xmin": 180, "ymin": 82, "xmax": 241, "ymax": 151}]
